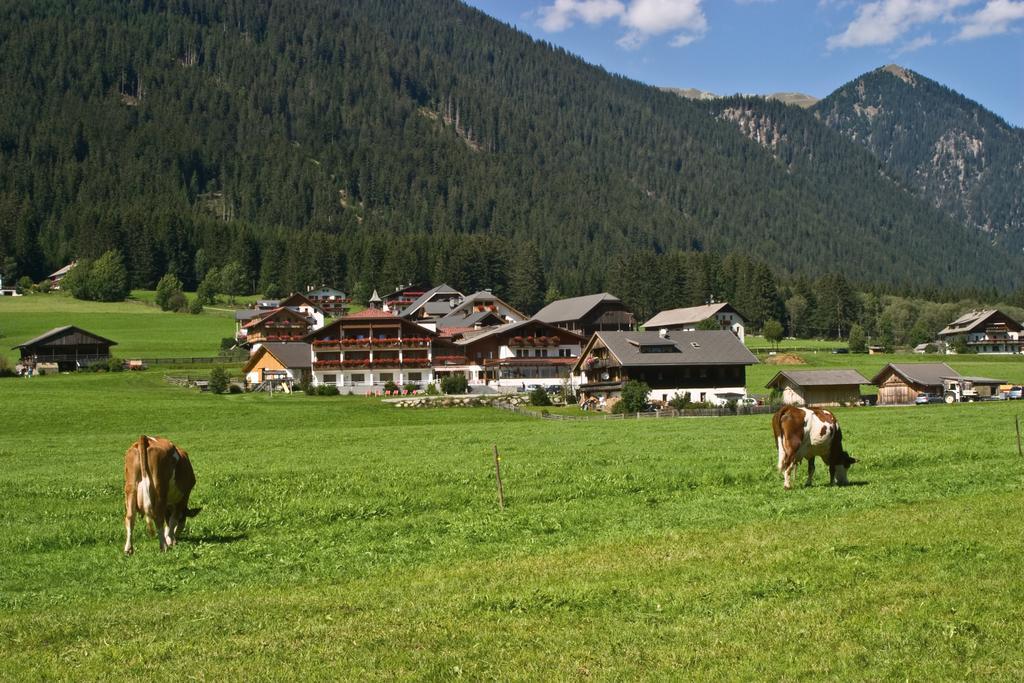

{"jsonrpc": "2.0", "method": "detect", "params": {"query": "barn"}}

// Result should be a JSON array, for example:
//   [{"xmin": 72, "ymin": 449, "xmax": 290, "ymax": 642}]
[
  {"xmin": 13, "ymin": 325, "xmax": 116, "ymax": 372},
  {"xmin": 870, "ymin": 362, "xmax": 1004, "ymax": 404},
  {"xmin": 242, "ymin": 342, "xmax": 312, "ymax": 389},
  {"xmin": 765, "ymin": 369, "xmax": 869, "ymax": 407}
]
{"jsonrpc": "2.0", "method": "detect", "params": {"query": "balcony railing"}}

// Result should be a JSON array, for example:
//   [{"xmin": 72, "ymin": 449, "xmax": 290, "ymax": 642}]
[
  {"xmin": 312, "ymin": 337, "xmax": 432, "ymax": 349},
  {"xmin": 508, "ymin": 335, "xmax": 562, "ymax": 347},
  {"xmin": 313, "ymin": 358, "xmax": 432, "ymax": 369}
]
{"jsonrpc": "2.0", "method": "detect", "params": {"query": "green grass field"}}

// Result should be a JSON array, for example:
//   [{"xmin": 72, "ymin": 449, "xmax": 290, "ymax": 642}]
[
  {"xmin": 2, "ymin": 369, "xmax": 1024, "ymax": 679},
  {"xmin": 0, "ymin": 293, "xmax": 237, "ymax": 363},
  {"xmin": 3, "ymin": 297, "xmax": 1024, "ymax": 678}
]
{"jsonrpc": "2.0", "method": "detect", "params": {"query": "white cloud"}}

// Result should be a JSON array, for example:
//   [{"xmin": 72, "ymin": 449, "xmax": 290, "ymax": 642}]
[
  {"xmin": 893, "ymin": 32, "xmax": 937, "ymax": 53},
  {"xmin": 826, "ymin": 0, "xmax": 972, "ymax": 49},
  {"xmin": 955, "ymin": 0, "xmax": 1024, "ymax": 39},
  {"xmin": 538, "ymin": 0, "xmax": 707, "ymax": 47},
  {"xmin": 538, "ymin": 0, "xmax": 626, "ymax": 32}
]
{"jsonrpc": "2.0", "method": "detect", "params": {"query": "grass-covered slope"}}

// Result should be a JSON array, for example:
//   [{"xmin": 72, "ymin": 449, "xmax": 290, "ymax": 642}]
[{"xmin": 1, "ymin": 372, "xmax": 1023, "ymax": 678}]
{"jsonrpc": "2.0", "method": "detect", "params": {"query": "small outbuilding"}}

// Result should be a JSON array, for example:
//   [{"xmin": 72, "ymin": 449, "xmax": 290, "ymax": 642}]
[
  {"xmin": 13, "ymin": 325, "xmax": 116, "ymax": 371},
  {"xmin": 242, "ymin": 342, "xmax": 312, "ymax": 388},
  {"xmin": 871, "ymin": 362, "xmax": 1005, "ymax": 404},
  {"xmin": 765, "ymin": 369, "xmax": 869, "ymax": 407}
]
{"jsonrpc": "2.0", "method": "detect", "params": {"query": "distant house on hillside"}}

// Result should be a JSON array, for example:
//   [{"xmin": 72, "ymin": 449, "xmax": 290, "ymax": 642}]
[
  {"xmin": 871, "ymin": 362, "xmax": 1005, "ymax": 404},
  {"xmin": 937, "ymin": 309, "xmax": 1022, "ymax": 354},
  {"xmin": 533, "ymin": 293, "xmax": 635, "ymax": 338},
  {"xmin": 398, "ymin": 284, "xmax": 464, "ymax": 326},
  {"xmin": 434, "ymin": 291, "xmax": 527, "ymax": 332},
  {"xmin": 644, "ymin": 302, "xmax": 746, "ymax": 342},
  {"xmin": 242, "ymin": 342, "xmax": 312, "ymax": 388},
  {"xmin": 383, "ymin": 283, "xmax": 429, "ymax": 312},
  {"xmin": 306, "ymin": 286, "xmax": 351, "ymax": 317},
  {"xmin": 573, "ymin": 330, "xmax": 757, "ymax": 409},
  {"xmin": 47, "ymin": 262, "xmax": 77, "ymax": 290},
  {"xmin": 241, "ymin": 307, "xmax": 318, "ymax": 350},
  {"xmin": 13, "ymin": 325, "xmax": 116, "ymax": 372},
  {"xmin": 765, "ymin": 369, "xmax": 869, "ymax": 407}
]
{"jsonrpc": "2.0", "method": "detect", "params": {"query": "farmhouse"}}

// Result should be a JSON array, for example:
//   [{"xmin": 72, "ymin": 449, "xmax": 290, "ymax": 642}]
[
  {"xmin": 447, "ymin": 319, "xmax": 585, "ymax": 387},
  {"xmin": 305, "ymin": 286, "xmax": 351, "ymax": 317},
  {"xmin": 240, "ymin": 306, "xmax": 318, "ymax": 349},
  {"xmin": 871, "ymin": 362, "xmax": 1005, "ymax": 404},
  {"xmin": 765, "ymin": 369, "xmax": 869, "ymax": 407},
  {"xmin": 383, "ymin": 283, "xmax": 429, "ymax": 311},
  {"xmin": 305, "ymin": 308, "xmax": 436, "ymax": 391},
  {"xmin": 47, "ymin": 261, "xmax": 77, "ymax": 290},
  {"xmin": 644, "ymin": 302, "xmax": 746, "ymax": 342},
  {"xmin": 573, "ymin": 330, "xmax": 757, "ymax": 408},
  {"xmin": 242, "ymin": 342, "xmax": 312, "ymax": 388},
  {"xmin": 532, "ymin": 293, "xmax": 636, "ymax": 338},
  {"xmin": 937, "ymin": 309, "xmax": 1023, "ymax": 354},
  {"xmin": 13, "ymin": 325, "xmax": 116, "ymax": 371}
]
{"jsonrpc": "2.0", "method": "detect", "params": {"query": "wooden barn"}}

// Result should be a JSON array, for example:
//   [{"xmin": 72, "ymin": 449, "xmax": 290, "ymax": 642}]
[
  {"xmin": 871, "ymin": 363, "xmax": 955, "ymax": 404},
  {"xmin": 765, "ymin": 369, "xmax": 869, "ymax": 407},
  {"xmin": 13, "ymin": 325, "xmax": 116, "ymax": 371},
  {"xmin": 242, "ymin": 342, "xmax": 312, "ymax": 388}
]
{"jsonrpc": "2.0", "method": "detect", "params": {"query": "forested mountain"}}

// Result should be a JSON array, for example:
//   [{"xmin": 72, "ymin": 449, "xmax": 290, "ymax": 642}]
[
  {"xmin": 812, "ymin": 65, "xmax": 1024, "ymax": 249},
  {"xmin": 0, "ymin": 0, "xmax": 1019, "ymax": 309}
]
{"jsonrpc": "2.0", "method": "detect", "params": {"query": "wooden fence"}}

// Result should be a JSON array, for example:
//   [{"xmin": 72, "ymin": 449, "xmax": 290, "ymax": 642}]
[
  {"xmin": 141, "ymin": 353, "xmax": 246, "ymax": 366},
  {"xmin": 494, "ymin": 403, "xmax": 775, "ymax": 421}
]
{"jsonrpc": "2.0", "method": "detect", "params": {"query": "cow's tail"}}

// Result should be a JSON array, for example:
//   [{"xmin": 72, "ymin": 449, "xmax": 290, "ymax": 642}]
[
  {"xmin": 138, "ymin": 434, "xmax": 154, "ymax": 514},
  {"xmin": 771, "ymin": 409, "xmax": 786, "ymax": 471}
]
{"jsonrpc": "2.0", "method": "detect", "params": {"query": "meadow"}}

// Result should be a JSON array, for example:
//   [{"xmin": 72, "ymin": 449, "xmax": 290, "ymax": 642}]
[{"xmin": 2, "ymin": 369, "xmax": 1024, "ymax": 680}]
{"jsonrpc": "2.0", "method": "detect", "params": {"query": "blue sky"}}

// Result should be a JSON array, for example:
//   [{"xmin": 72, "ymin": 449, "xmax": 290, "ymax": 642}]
[{"xmin": 463, "ymin": 1, "xmax": 1024, "ymax": 126}]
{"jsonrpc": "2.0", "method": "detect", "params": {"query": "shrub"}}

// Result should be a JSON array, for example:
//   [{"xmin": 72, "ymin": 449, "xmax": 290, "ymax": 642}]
[
  {"xmin": 610, "ymin": 400, "xmax": 628, "ymax": 414},
  {"xmin": 166, "ymin": 291, "xmax": 188, "ymax": 312},
  {"xmin": 317, "ymin": 385, "xmax": 339, "ymax": 396},
  {"xmin": 209, "ymin": 367, "xmax": 230, "ymax": 394},
  {"xmin": 619, "ymin": 380, "xmax": 650, "ymax": 413},
  {"xmin": 440, "ymin": 374, "xmax": 469, "ymax": 395},
  {"xmin": 529, "ymin": 386, "xmax": 552, "ymax": 406},
  {"xmin": 0, "ymin": 356, "xmax": 17, "ymax": 377},
  {"xmin": 383, "ymin": 380, "xmax": 399, "ymax": 394},
  {"xmin": 229, "ymin": 384, "xmax": 243, "ymax": 394},
  {"xmin": 298, "ymin": 374, "xmax": 312, "ymax": 395},
  {"xmin": 17, "ymin": 275, "xmax": 34, "ymax": 293},
  {"xmin": 668, "ymin": 392, "xmax": 691, "ymax": 410},
  {"xmin": 220, "ymin": 337, "xmax": 237, "ymax": 352},
  {"xmin": 403, "ymin": 383, "xmax": 418, "ymax": 394},
  {"xmin": 762, "ymin": 319, "xmax": 784, "ymax": 349},
  {"xmin": 155, "ymin": 274, "xmax": 184, "ymax": 311},
  {"xmin": 425, "ymin": 383, "xmax": 441, "ymax": 396},
  {"xmin": 188, "ymin": 297, "xmax": 204, "ymax": 315},
  {"xmin": 106, "ymin": 357, "xmax": 124, "ymax": 372},
  {"xmin": 924, "ymin": 343, "xmax": 938, "ymax": 354},
  {"xmin": 848, "ymin": 324, "xmax": 867, "ymax": 353}
]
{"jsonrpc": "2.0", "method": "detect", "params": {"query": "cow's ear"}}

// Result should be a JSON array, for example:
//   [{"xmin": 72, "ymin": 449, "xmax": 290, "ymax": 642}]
[{"xmin": 847, "ymin": 456, "xmax": 858, "ymax": 464}]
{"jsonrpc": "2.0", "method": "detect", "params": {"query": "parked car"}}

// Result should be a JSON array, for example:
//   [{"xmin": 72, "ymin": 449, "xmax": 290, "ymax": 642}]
[
  {"xmin": 831, "ymin": 348, "xmax": 850, "ymax": 354},
  {"xmin": 915, "ymin": 393, "xmax": 943, "ymax": 404},
  {"xmin": 737, "ymin": 397, "xmax": 758, "ymax": 407},
  {"xmin": 1009, "ymin": 386, "xmax": 1023, "ymax": 400}
]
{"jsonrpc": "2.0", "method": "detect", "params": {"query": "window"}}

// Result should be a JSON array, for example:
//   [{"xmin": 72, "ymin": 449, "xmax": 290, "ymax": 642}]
[
  {"xmin": 534, "ymin": 349, "xmax": 544, "ymax": 357},
  {"xmin": 351, "ymin": 373, "xmax": 365, "ymax": 383},
  {"xmin": 323, "ymin": 374, "xmax": 337, "ymax": 385},
  {"xmin": 409, "ymin": 372, "xmax": 422, "ymax": 381},
  {"xmin": 379, "ymin": 373, "xmax": 394, "ymax": 382}
]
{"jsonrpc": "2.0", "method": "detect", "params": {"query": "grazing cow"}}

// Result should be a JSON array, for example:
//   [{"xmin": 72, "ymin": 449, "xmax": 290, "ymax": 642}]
[
  {"xmin": 123, "ymin": 435, "xmax": 200, "ymax": 554},
  {"xmin": 772, "ymin": 406, "xmax": 857, "ymax": 490}
]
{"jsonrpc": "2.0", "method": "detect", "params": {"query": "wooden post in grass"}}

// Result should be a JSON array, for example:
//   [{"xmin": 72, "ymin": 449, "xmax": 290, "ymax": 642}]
[
  {"xmin": 492, "ymin": 444, "xmax": 505, "ymax": 510},
  {"xmin": 1016, "ymin": 416, "xmax": 1022, "ymax": 457}
]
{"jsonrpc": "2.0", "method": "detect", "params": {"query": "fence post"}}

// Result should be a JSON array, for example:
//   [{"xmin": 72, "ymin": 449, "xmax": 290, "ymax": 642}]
[{"xmin": 492, "ymin": 444, "xmax": 505, "ymax": 510}]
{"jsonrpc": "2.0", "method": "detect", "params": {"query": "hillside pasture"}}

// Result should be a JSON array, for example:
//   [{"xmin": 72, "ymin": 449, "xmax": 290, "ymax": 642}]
[{"xmin": 1, "ymin": 371, "xmax": 1023, "ymax": 679}]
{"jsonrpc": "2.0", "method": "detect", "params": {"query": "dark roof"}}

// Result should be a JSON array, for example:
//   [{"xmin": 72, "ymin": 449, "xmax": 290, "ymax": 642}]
[
  {"xmin": 871, "ymin": 362, "xmax": 960, "ymax": 387},
  {"xmin": 957, "ymin": 375, "xmax": 1007, "ymax": 385},
  {"xmin": 587, "ymin": 330, "xmax": 757, "ymax": 368},
  {"xmin": 939, "ymin": 309, "xmax": 1022, "ymax": 336},
  {"xmin": 307, "ymin": 287, "xmax": 347, "ymax": 298},
  {"xmin": 766, "ymin": 369, "xmax": 870, "ymax": 389},
  {"xmin": 533, "ymin": 293, "xmax": 623, "ymax": 324},
  {"xmin": 434, "ymin": 309, "xmax": 505, "ymax": 330},
  {"xmin": 400, "ymin": 284, "xmax": 463, "ymax": 318},
  {"xmin": 645, "ymin": 302, "xmax": 744, "ymax": 328},
  {"xmin": 13, "ymin": 325, "xmax": 117, "ymax": 349},
  {"xmin": 235, "ymin": 309, "xmax": 263, "ymax": 322},
  {"xmin": 454, "ymin": 319, "xmax": 585, "ymax": 346},
  {"xmin": 243, "ymin": 343, "xmax": 311, "ymax": 372}
]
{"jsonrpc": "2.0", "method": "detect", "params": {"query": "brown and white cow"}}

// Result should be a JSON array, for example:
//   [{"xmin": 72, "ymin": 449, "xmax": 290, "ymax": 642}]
[
  {"xmin": 123, "ymin": 435, "xmax": 200, "ymax": 554},
  {"xmin": 771, "ymin": 406, "xmax": 857, "ymax": 490}
]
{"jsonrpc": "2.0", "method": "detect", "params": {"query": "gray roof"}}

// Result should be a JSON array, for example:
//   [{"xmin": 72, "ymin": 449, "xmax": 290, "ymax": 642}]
[
  {"xmin": 435, "ymin": 309, "xmax": 504, "ymax": 330},
  {"xmin": 645, "ymin": 302, "xmax": 743, "ymax": 328},
  {"xmin": 235, "ymin": 310, "xmax": 264, "ymax": 322},
  {"xmin": 871, "ymin": 362, "xmax": 960, "ymax": 387},
  {"xmin": 400, "ymin": 284, "xmax": 463, "ymax": 318},
  {"xmin": 260, "ymin": 342, "xmax": 311, "ymax": 369},
  {"xmin": 590, "ymin": 330, "xmax": 757, "ymax": 367},
  {"xmin": 939, "ymin": 309, "xmax": 1021, "ymax": 336},
  {"xmin": 13, "ymin": 325, "xmax": 117, "ymax": 349},
  {"xmin": 533, "ymin": 293, "xmax": 623, "ymax": 323},
  {"xmin": 454, "ymin": 319, "xmax": 584, "ymax": 346},
  {"xmin": 766, "ymin": 369, "xmax": 870, "ymax": 389},
  {"xmin": 307, "ymin": 287, "xmax": 347, "ymax": 298},
  {"xmin": 957, "ymin": 375, "xmax": 1007, "ymax": 385}
]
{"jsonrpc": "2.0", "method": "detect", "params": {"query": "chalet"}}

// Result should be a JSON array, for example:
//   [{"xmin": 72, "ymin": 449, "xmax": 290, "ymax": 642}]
[
  {"xmin": 242, "ymin": 342, "xmax": 312, "ymax": 388},
  {"xmin": 765, "ymin": 369, "xmax": 869, "ymax": 407},
  {"xmin": 434, "ymin": 291, "xmax": 527, "ymax": 332},
  {"xmin": 532, "ymin": 293, "xmax": 635, "ymax": 338},
  {"xmin": 305, "ymin": 308, "xmax": 436, "ymax": 391},
  {"xmin": 573, "ymin": 330, "xmax": 758, "ymax": 409},
  {"xmin": 644, "ymin": 302, "xmax": 746, "ymax": 342},
  {"xmin": 0, "ymin": 273, "xmax": 21, "ymax": 296},
  {"xmin": 47, "ymin": 262, "xmax": 77, "ymax": 290},
  {"xmin": 13, "ymin": 325, "xmax": 116, "ymax": 371},
  {"xmin": 241, "ymin": 307, "xmax": 317, "ymax": 349},
  {"xmin": 446, "ymin": 319, "xmax": 585, "ymax": 387},
  {"xmin": 277, "ymin": 292, "xmax": 325, "ymax": 328},
  {"xmin": 938, "ymin": 309, "xmax": 1023, "ymax": 354},
  {"xmin": 399, "ymin": 284, "xmax": 464, "ymax": 326},
  {"xmin": 871, "ymin": 362, "xmax": 1005, "ymax": 404},
  {"xmin": 306, "ymin": 286, "xmax": 351, "ymax": 317}
]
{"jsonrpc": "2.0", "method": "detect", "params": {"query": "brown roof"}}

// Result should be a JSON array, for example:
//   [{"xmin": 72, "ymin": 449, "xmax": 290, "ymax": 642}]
[
  {"xmin": 13, "ymin": 325, "xmax": 117, "ymax": 349},
  {"xmin": 766, "ymin": 369, "xmax": 870, "ymax": 389},
  {"xmin": 533, "ymin": 293, "xmax": 625, "ymax": 324},
  {"xmin": 938, "ymin": 309, "xmax": 1022, "ymax": 336}
]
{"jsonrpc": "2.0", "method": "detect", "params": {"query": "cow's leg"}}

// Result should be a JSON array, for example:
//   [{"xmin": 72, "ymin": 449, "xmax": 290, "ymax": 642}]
[
  {"xmin": 805, "ymin": 456, "xmax": 815, "ymax": 487},
  {"xmin": 165, "ymin": 506, "xmax": 180, "ymax": 546},
  {"xmin": 784, "ymin": 460, "xmax": 797, "ymax": 490},
  {"xmin": 124, "ymin": 485, "xmax": 136, "ymax": 555}
]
